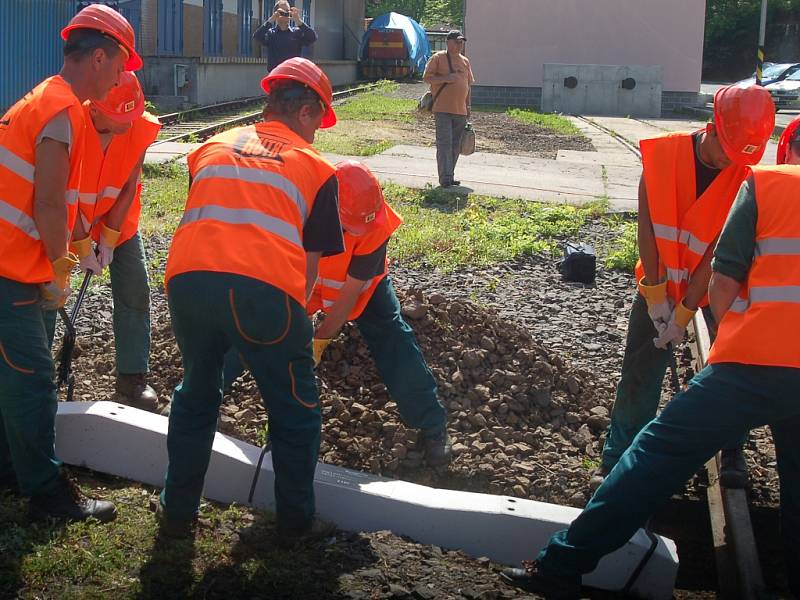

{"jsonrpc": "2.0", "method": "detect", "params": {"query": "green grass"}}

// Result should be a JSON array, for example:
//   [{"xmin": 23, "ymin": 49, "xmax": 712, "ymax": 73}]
[
  {"xmin": 506, "ymin": 108, "xmax": 582, "ymax": 136},
  {"xmin": 386, "ymin": 183, "xmax": 606, "ymax": 271},
  {"xmin": 137, "ymin": 167, "xmax": 609, "ymax": 274},
  {"xmin": 334, "ymin": 86, "xmax": 417, "ymax": 123},
  {"xmin": 0, "ymin": 474, "xmax": 373, "ymax": 599},
  {"xmin": 313, "ymin": 134, "xmax": 394, "ymax": 156},
  {"xmin": 604, "ymin": 220, "xmax": 639, "ymax": 272},
  {"xmin": 139, "ymin": 162, "xmax": 189, "ymax": 236}
]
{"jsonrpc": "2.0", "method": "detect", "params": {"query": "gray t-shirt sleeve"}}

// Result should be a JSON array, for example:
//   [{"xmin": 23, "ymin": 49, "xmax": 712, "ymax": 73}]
[
  {"xmin": 711, "ymin": 176, "xmax": 758, "ymax": 282},
  {"xmin": 36, "ymin": 109, "xmax": 73, "ymax": 155}
]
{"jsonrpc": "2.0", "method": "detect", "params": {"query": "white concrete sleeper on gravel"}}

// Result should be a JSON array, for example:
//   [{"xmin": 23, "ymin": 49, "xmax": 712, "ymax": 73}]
[{"xmin": 55, "ymin": 401, "xmax": 678, "ymax": 599}]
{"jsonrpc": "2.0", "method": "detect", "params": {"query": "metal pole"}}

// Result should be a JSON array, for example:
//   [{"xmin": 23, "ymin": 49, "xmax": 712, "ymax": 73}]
[{"xmin": 756, "ymin": 0, "xmax": 768, "ymax": 85}]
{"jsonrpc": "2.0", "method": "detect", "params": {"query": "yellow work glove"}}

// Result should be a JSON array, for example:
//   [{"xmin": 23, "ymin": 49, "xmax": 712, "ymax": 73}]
[
  {"xmin": 40, "ymin": 253, "xmax": 78, "ymax": 310},
  {"xmin": 71, "ymin": 235, "xmax": 102, "ymax": 274},
  {"xmin": 313, "ymin": 338, "xmax": 332, "ymax": 366},
  {"xmin": 654, "ymin": 300, "xmax": 697, "ymax": 349},
  {"xmin": 638, "ymin": 277, "xmax": 672, "ymax": 335},
  {"xmin": 98, "ymin": 223, "xmax": 121, "ymax": 269}
]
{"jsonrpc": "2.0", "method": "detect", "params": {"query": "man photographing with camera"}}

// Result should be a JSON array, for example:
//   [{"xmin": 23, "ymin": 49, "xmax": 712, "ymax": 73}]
[{"xmin": 253, "ymin": 1, "xmax": 318, "ymax": 73}]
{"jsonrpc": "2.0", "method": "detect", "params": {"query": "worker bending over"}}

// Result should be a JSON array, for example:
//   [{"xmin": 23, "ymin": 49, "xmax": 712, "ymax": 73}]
[
  {"xmin": 158, "ymin": 58, "xmax": 344, "ymax": 538},
  {"xmin": 501, "ymin": 118, "xmax": 800, "ymax": 600},
  {"xmin": 71, "ymin": 71, "xmax": 162, "ymax": 411},
  {"xmin": 311, "ymin": 160, "xmax": 451, "ymax": 466},
  {"xmin": 592, "ymin": 85, "xmax": 775, "ymax": 491},
  {"xmin": 0, "ymin": 4, "xmax": 141, "ymax": 522}
]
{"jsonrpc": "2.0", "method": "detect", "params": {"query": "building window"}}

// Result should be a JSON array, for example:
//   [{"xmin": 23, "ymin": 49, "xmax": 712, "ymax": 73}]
[
  {"xmin": 204, "ymin": 0, "xmax": 223, "ymax": 56},
  {"xmin": 238, "ymin": 0, "xmax": 253, "ymax": 56},
  {"xmin": 157, "ymin": 0, "xmax": 183, "ymax": 56}
]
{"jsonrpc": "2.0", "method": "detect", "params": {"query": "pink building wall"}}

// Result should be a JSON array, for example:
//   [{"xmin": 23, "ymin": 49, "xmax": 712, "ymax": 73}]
[{"xmin": 464, "ymin": 0, "xmax": 706, "ymax": 92}]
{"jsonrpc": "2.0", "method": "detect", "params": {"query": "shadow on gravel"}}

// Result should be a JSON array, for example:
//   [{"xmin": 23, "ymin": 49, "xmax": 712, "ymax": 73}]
[{"xmin": 189, "ymin": 513, "xmax": 379, "ymax": 599}]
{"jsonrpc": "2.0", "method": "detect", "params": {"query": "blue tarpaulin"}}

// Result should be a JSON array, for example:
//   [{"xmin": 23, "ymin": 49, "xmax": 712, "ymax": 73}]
[{"xmin": 359, "ymin": 12, "xmax": 431, "ymax": 74}]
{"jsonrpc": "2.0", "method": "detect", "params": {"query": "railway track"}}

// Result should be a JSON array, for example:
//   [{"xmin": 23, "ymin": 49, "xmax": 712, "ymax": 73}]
[
  {"xmin": 576, "ymin": 114, "xmax": 766, "ymax": 598},
  {"xmin": 152, "ymin": 82, "xmax": 383, "ymax": 146}
]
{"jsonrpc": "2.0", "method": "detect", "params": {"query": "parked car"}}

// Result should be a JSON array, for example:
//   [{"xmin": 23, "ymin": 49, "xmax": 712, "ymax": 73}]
[
  {"xmin": 767, "ymin": 69, "xmax": 800, "ymax": 111},
  {"xmin": 735, "ymin": 62, "xmax": 800, "ymax": 87}
]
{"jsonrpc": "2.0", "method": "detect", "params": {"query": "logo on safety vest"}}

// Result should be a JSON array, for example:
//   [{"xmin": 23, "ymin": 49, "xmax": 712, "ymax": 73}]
[
  {"xmin": 231, "ymin": 130, "xmax": 286, "ymax": 162},
  {"xmin": 742, "ymin": 144, "xmax": 758, "ymax": 154}
]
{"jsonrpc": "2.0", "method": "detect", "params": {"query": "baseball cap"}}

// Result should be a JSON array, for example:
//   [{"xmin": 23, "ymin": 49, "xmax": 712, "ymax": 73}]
[{"xmin": 446, "ymin": 30, "xmax": 466, "ymax": 41}]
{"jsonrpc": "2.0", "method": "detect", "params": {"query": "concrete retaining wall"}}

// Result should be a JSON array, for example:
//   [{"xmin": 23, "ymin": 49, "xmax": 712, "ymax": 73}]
[{"xmin": 472, "ymin": 86, "xmax": 708, "ymax": 116}]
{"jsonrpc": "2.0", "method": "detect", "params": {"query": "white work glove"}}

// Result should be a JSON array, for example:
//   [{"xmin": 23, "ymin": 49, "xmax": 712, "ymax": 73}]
[
  {"xmin": 653, "ymin": 301, "xmax": 697, "ymax": 349},
  {"xmin": 39, "ymin": 254, "xmax": 78, "ymax": 310},
  {"xmin": 638, "ymin": 278, "xmax": 672, "ymax": 335},
  {"xmin": 98, "ymin": 223, "xmax": 121, "ymax": 269},
  {"xmin": 71, "ymin": 236, "xmax": 102, "ymax": 274}
]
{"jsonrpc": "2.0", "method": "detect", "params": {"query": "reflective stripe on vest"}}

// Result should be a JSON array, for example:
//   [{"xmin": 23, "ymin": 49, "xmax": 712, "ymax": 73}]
[
  {"xmin": 78, "ymin": 186, "xmax": 121, "ymax": 206},
  {"xmin": 651, "ymin": 223, "xmax": 710, "ymax": 256},
  {"xmin": 0, "ymin": 199, "xmax": 39, "ymax": 239},
  {"xmin": 179, "ymin": 204, "xmax": 302, "ymax": 248},
  {"xmin": 755, "ymin": 238, "xmax": 800, "ymax": 256},
  {"xmin": 193, "ymin": 164, "xmax": 308, "ymax": 223},
  {"xmin": 0, "ymin": 145, "xmax": 35, "ymax": 182},
  {"xmin": 729, "ymin": 286, "xmax": 800, "ymax": 313}
]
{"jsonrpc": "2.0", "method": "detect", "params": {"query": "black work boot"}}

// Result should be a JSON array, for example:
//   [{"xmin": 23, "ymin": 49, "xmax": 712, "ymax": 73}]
[
  {"xmin": 114, "ymin": 373, "xmax": 159, "ymax": 412},
  {"xmin": 29, "ymin": 474, "xmax": 117, "ymax": 523},
  {"xmin": 500, "ymin": 560, "xmax": 581, "ymax": 599},
  {"xmin": 719, "ymin": 447, "xmax": 749, "ymax": 489},
  {"xmin": 423, "ymin": 429, "xmax": 452, "ymax": 467}
]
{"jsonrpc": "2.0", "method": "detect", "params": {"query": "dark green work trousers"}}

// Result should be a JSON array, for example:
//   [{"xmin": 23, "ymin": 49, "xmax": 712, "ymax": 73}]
[
  {"xmin": 538, "ymin": 363, "xmax": 800, "ymax": 597},
  {"xmin": 0, "ymin": 277, "xmax": 61, "ymax": 495},
  {"xmin": 601, "ymin": 292, "xmax": 739, "ymax": 469},
  {"xmin": 164, "ymin": 271, "xmax": 319, "ymax": 529},
  {"xmin": 223, "ymin": 276, "xmax": 447, "ymax": 436}
]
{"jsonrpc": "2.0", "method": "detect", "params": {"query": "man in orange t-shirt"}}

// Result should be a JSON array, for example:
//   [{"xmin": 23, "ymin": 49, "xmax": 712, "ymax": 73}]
[{"xmin": 423, "ymin": 30, "xmax": 474, "ymax": 188}]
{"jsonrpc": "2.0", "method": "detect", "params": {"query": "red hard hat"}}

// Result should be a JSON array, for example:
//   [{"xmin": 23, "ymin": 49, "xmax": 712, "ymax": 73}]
[
  {"xmin": 713, "ymin": 84, "xmax": 775, "ymax": 165},
  {"xmin": 777, "ymin": 116, "xmax": 800, "ymax": 164},
  {"xmin": 90, "ymin": 71, "xmax": 145, "ymax": 123},
  {"xmin": 336, "ymin": 160, "xmax": 386, "ymax": 235},
  {"xmin": 61, "ymin": 4, "xmax": 142, "ymax": 71},
  {"xmin": 261, "ymin": 57, "xmax": 336, "ymax": 129}
]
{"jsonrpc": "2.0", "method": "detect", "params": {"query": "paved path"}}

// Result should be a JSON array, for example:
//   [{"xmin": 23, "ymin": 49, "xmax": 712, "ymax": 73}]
[{"xmin": 144, "ymin": 114, "xmax": 779, "ymax": 213}]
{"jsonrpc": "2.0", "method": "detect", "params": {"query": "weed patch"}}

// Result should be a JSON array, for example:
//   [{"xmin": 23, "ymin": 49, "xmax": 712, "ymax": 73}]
[
  {"xmin": 506, "ymin": 108, "xmax": 582, "ymax": 136},
  {"xmin": 139, "ymin": 163, "xmax": 189, "ymax": 236},
  {"xmin": 605, "ymin": 220, "xmax": 638, "ymax": 272},
  {"xmin": 387, "ymin": 184, "xmax": 599, "ymax": 271}
]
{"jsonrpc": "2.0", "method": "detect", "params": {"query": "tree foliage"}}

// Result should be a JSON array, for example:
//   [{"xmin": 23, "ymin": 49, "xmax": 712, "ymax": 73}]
[
  {"xmin": 365, "ymin": 0, "xmax": 464, "ymax": 28},
  {"xmin": 704, "ymin": 0, "xmax": 800, "ymax": 80}
]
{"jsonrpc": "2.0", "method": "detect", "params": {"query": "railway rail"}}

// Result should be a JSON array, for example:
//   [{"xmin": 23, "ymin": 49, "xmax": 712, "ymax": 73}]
[
  {"xmin": 576, "ymin": 114, "xmax": 766, "ymax": 598},
  {"xmin": 152, "ymin": 82, "xmax": 383, "ymax": 146}
]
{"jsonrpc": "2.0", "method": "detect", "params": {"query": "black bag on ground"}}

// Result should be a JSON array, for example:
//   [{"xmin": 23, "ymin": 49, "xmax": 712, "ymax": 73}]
[{"xmin": 559, "ymin": 242, "xmax": 596, "ymax": 284}]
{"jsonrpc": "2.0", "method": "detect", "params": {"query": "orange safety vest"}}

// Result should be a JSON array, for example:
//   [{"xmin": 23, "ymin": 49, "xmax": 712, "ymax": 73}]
[
  {"xmin": 634, "ymin": 131, "xmax": 749, "ymax": 305},
  {"xmin": 165, "ymin": 121, "xmax": 335, "ymax": 305},
  {"xmin": 0, "ymin": 76, "xmax": 85, "ymax": 284},
  {"xmin": 308, "ymin": 203, "xmax": 403, "ymax": 320},
  {"xmin": 708, "ymin": 165, "xmax": 800, "ymax": 368},
  {"xmin": 78, "ymin": 109, "xmax": 161, "ymax": 246}
]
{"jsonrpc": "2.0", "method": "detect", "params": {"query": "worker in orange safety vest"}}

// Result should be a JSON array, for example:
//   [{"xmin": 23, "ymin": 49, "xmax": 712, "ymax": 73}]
[
  {"xmin": 590, "ymin": 84, "xmax": 775, "ymax": 493},
  {"xmin": 68, "ymin": 70, "xmax": 162, "ymax": 411},
  {"xmin": 158, "ymin": 58, "xmax": 345, "ymax": 539},
  {"xmin": 502, "ymin": 113, "xmax": 800, "ymax": 600},
  {"xmin": 0, "ymin": 3, "xmax": 142, "ymax": 523}
]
